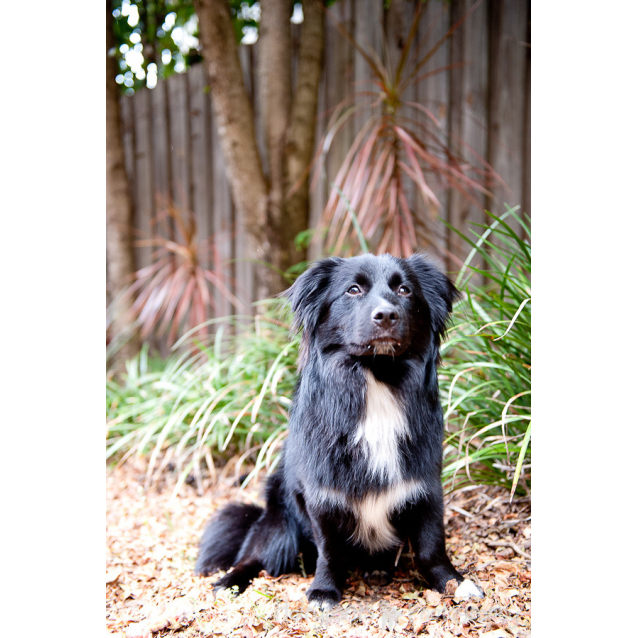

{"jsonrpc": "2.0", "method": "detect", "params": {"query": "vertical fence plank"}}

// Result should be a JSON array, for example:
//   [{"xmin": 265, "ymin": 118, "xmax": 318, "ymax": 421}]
[
  {"xmin": 447, "ymin": 0, "xmax": 489, "ymax": 273},
  {"xmin": 320, "ymin": 0, "xmax": 355, "ymax": 254},
  {"xmin": 132, "ymin": 89, "xmax": 154, "ymax": 269},
  {"xmin": 117, "ymin": 0, "xmax": 530, "ymax": 337},
  {"xmin": 167, "ymin": 72, "xmax": 193, "ymax": 219},
  {"xmin": 486, "ymin": 0, "xmax": 529, "ymax": 218},
  {"xmin": 308, "ymin": 18, "xmax": 328, "ymax": 261},
  {"xmin": 119, "ymin": 95, "xmax": 137, "ymax": 266},
  {"xmin": 414, "ymin": 0, "xmax": 450, "ymax": 264},
  {"xmin": 386, "ymin": 0, "xmax": 418, "ymax": 257},
  {"xmin": 521, "ymin": 5, "xmax": 531, "ymax": 224},
  {"xmin": 150, "ymin": 78, "xmax": 172, "ymax": 224},
  {"xmin": 353, "ymin": 0, "xmax": 382, "ymax": 134},
  {"xmin": 188, "ymin": 64, "xmax": 213, "ymax": 273},
  {"xmin": 232, "ymin": 45, "xmax": 256, "ymax": 310}
]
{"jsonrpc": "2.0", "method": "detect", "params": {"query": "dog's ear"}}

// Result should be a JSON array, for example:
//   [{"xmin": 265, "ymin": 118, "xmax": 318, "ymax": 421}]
[
  {"xmin": 283, "ymin": 257, "xmax": 343, "ymax": 334},
  {"xmin": 405, "ymin": 254, "xmax": 459, "ymax": 339}
]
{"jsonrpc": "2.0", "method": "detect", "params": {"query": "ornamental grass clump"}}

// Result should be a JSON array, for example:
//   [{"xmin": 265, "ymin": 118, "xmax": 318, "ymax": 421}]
[
  {"xmin": 107, "ymin": 208, "xmax": 530, "ymax": 498},
  {"xmin": 439, "ymin": 207, "xmax": 531, "ymax": 498},
  {"xmin": 106, "ymin": 302, "xmax": 299, "ymax": 493}
]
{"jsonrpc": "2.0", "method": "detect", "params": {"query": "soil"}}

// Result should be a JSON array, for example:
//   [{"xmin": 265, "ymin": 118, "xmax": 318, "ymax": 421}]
[{"xmin": 106, "ymin": 460, "xmax": 530, "ymax": 637}]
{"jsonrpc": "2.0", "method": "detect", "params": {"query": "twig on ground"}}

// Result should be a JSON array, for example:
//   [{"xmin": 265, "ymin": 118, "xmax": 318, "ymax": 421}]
[
  {"xmin": 484, "ymin": 539, "xmax": 530, "ymax": 560},
  {"xmin": 448, "ymin": 504, "xmax": 476, "ymax": 519},
  {"xmin": 493, "ymin": 517, "xmax": 531, "ymax": 530}
]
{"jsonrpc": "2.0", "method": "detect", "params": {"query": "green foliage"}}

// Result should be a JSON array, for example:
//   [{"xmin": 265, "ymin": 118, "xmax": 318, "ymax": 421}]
[
  {"xmin": 106, "ymin": 302, "xmax": 299, "ymax": 492},
  {"xmin": 110, "ymin": 0, "xmax": 201, "ymax": 93},
  {"xmin": 107, "ymin": 209, "xmax": 531, "ymax": 498},
  {"xmin": 109, "ymin": 0, "xmax": 281, "ymax": 93},
  {"xmin": 228, "ymin": 0, "xmax": 261, "ymax": 44},
  {"xmin": 439, "ymin": 207, "xmax": 531, "ymax": 497}
]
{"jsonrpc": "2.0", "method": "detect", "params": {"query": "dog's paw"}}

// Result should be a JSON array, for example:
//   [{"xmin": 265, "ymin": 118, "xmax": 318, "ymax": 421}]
[
  {"xmin": 307, "ymin": 588, "xmax": 340, "ymax": 611},
  {"xmin": 212, "ymin": 572, "xmax": 245, "ymax": 595},
  {"xmin": 453, "ymin": 578, "xmax": 484, "ymax": 601}
]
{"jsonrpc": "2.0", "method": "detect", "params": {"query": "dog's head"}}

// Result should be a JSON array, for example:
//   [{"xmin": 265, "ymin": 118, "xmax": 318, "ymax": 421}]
[{"xmin": 285, "ymin": 254, "xmax": 458, "ymax": 362}]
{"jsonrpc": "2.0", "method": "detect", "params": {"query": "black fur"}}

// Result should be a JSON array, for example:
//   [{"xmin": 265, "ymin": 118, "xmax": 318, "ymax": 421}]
[{"xmin": 195, "ymin": 254, "xmax": 473, "ymax": 608}]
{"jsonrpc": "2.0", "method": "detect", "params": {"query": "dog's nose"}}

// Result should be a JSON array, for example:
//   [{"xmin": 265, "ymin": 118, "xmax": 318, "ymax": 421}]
[{"xmin": 371, "ymin": 304, "xmax": 398, "ymax": 329}]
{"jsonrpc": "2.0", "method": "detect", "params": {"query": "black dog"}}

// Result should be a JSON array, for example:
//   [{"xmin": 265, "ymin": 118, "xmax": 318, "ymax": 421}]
[{"xmin": 195, "ymin": 254, "xmax": 483, "ymax": 609}]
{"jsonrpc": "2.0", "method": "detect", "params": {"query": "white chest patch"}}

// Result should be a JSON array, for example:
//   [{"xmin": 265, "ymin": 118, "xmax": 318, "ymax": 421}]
[
  {"xmin": 351, "ymin": 479, "xmax": 427, "ymax": 552},
  {"xmin": 354, "ymin": 370, "xmax": 409, "ymax": 482},
  {"xmin": 309, "ymin": 371, "xmax": 423, "ymax": 553}
]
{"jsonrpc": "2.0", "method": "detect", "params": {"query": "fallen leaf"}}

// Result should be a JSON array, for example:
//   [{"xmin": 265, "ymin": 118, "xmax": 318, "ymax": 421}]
[
  {"xmin": 396, "ymin": 614, "xmax": 410, "ymax": 629},
  {"xmin": 424, "ymin": 590, "xmax": 442, "ymax": 606},
  {"xmin": 125, "ymin": 621, "xmax": 151, "ymax": 638},
  {"xmin": 106, "ymin": 568, "xmax": 122, "ymax": 584},
  {"xmin": 412, "ymin": 611, "xmax": 430, "ymax": 634},
  {"xmin": 401, "ymin": 591, "xmax": 420, "ymax": 600},
  {"xmin": 240, "ymin": 624, "xmax": 255, "ymax": 638}
]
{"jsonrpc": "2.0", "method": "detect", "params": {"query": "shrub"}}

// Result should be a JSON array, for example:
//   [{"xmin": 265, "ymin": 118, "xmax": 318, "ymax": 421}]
[
  {"xmin": 439, "ymin": 207, "xmax": 531, "ymax": 497},
  {"xmin": 107, "ymin": 209, "xmax": 531, "ymax": 498},
  {"xmin": 106, "ymin": 303, "xmax": 299, "ymax": 492},
  {"xmin": 317, "ymin": 2, "xmax": 494, "ymax": 259}
]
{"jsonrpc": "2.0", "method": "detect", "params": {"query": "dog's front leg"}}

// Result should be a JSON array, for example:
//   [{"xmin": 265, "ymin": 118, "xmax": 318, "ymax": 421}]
[
  {"xmin": 306, "ymin": 510, "xmax": 347, "ymax": 611},
  {"xmin": 402, "ymin": 494, "xmax": 484, "ymax": 600}
]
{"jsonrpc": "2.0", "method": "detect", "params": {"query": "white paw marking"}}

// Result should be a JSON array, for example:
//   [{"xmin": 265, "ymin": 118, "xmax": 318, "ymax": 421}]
[
  {"xmin": 454, "ymin": 579, "xmax": 484, "ymax": 600},
  {"xmin": 308, "ymin": 598, "xmax": 337, "ymax": 612}
]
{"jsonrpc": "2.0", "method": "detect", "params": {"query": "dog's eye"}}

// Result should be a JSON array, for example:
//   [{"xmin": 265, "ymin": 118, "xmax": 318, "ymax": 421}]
[
  {"xmin": 397, "ymin": 285, "xmax": 411, "ymax": 296},
  {"xmin": 346, "ymin": 285, "xmax": 362, "ymax": 295}
]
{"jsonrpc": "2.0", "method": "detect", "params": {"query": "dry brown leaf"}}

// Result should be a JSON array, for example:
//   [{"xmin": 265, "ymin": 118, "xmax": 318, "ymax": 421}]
[
  {"xmin": 424, "ymin": 589, "xmax": 442, "ymax": 606},
  {"xmin": 107, "ymin": 464, "xmax": 530, "ymax": 638},
  {"xmin": 106, "ymin": 568, "xmax": 122, "ymax": 584},
  {"xmin": 412, "ymin": 611, "xmax": 430, "ymax": 634},
  {"xmin": 240, "ymin": 624, "xmax": 255, "ymax": 638},
  {"xmin": 125, "ymin": 621, "xmax": 151, "ymax": 638}
]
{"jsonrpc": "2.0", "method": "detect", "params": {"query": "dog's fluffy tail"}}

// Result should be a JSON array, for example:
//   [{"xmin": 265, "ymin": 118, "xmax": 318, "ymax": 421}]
[{"xmin": 194, "ymin": 502, "xmax": 263, "ymax": 576}]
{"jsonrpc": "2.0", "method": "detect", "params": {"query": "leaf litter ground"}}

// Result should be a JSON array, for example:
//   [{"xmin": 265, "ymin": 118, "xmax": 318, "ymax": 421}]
[{"xmin": 107, "ymin": 460, "xmax": 530, "ymax": 637}]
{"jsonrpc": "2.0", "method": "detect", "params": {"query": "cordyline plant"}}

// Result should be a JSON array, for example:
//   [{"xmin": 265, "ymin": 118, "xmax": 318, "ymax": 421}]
[
  {"xmin": 439, "ymin": 207, "xmax": 531, "ymax": 498},
  {"xmin": 317, "ymin": 0, "xmax": 494, "ymax": 258},
  {"xmin": 113, "ymin": 202, "xmax": 242, "ymax": 353}
]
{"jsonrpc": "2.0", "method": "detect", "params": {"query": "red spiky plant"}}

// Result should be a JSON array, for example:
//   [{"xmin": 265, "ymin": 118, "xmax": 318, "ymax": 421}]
[
  {"xmin": 125, "ymin": 201, "xmax": 242, "ymax": 347},
  {"xmin": 318, "ymin": 0, "xmax": 496, "ymax": 258}
]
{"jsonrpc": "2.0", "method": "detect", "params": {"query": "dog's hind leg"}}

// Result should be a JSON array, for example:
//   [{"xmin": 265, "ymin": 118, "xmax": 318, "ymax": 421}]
[
  {"xmin": 213, "ymin": 559, "xmax": 263, "ymax": 594},
  {"xmin": 212, "ymin": 470, "xmax": 301, "ymax": 594},
  {"xmin": 195, "ymin": 503, "xmax": 263, "ymax": 576}
]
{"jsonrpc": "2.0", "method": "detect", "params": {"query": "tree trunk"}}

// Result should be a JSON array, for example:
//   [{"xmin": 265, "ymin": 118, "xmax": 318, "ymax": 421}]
[
  {"xmin": 194, "ymin": 0, "xmax": 325, "ymax": 297},
  {"xmin": 193, "ymin": 0, "xmax": 274, "ymax": 298},
  {"xmin": 106, "ymin": 0, "xmax": 139, "ymax": 368},
  {"xmin": 282, "ymin": 0, "xmax": 325, "ymax": 271},
  {"xmin": 259, "ymin": 0, "xmax": 292, "ymax": 289}
]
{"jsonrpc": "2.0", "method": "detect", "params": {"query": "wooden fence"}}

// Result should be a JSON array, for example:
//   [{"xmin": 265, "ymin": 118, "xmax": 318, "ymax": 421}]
[{"xmin": 119, "ymin": 0, "xmax": 530, "ymax": 318}]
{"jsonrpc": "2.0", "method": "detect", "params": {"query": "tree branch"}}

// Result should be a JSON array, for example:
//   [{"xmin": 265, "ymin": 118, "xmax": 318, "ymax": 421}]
[
  {"xmin": 258, "ymin": 0, "xmax": 292, "ymax": 196},
  {"xmin": 193, "ymin": 0, "xmax": 268, "ymax": 244},
  {"xmin": 286, "ymin": 0, "xmax": 325, "ymax": 197}
]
